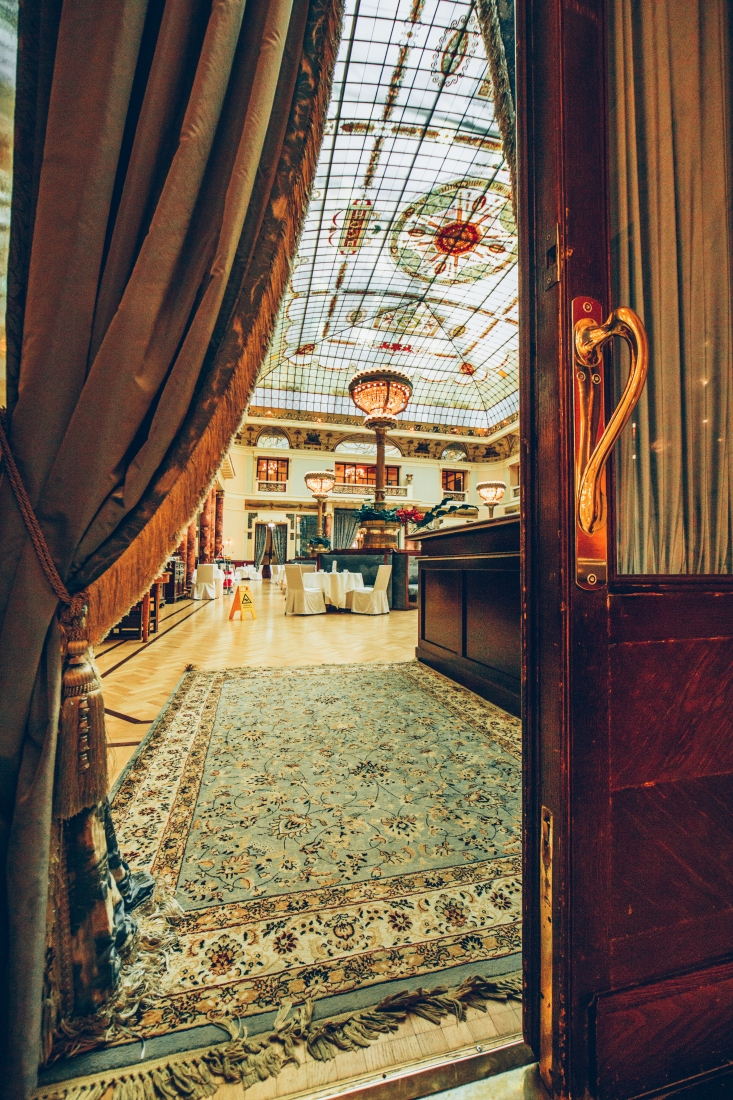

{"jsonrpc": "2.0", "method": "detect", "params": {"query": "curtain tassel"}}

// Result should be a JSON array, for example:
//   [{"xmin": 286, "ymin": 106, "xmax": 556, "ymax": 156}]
[
  {"xmin": 0, "ymin": 412, "xmax": 108, "ymax": 818},
  {"xmin": 54, "ymin": 600, "xmax": 109, "ymax": 820}
]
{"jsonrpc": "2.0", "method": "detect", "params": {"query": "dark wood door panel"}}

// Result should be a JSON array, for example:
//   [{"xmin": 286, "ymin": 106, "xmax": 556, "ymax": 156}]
[
  {"xmin": 610, "ymin": 638, "xmax": 733, "ymax": 789},
  {"xmin": 594, "ymin": 961, "xmax": 733, "ymax": 1100},
  {"xmin": 422, "ymin": 570, "xmax": 462, "ymax": 654},
  {"xmin": 610, "ymin": 590, "xmax": 733, "ymax": 643},
  {"xmin": 610, "ymin": 909, "xmax": 733, "ymax": 989},
  {"xmin": 523, "ymin": 0, "xmax": 733, "ymax": 1092},
  {"xmin": 610, "ymin": 775, "xmax": 733, "ymax": 941},
  {"xmin": 465, "ymin": 569, "xmax": 521, "ymax": 678}
]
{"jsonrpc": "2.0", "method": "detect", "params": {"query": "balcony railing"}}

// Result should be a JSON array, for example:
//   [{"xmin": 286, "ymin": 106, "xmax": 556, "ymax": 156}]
[
  {"xmin": 442, "ymin": 490, "xmax": 466, "ymax": 501},
  {"xmin": 257, "ymin": 480, "xmax": 287, "ymax": 493},
  {"xmin": 331, "ymin": 482, "xmax": 408, "ymax": 498}
]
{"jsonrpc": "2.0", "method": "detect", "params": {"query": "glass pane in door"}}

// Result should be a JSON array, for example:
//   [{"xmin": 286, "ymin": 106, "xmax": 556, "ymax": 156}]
[{"xmin": 608, "ymin": 0, "xmax": 733, "ymax": 573}]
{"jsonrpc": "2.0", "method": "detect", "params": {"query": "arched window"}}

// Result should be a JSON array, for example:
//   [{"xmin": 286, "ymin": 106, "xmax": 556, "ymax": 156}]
[
  {"xmin": 256, "ymin": 428, "xmax": 290, "ymax": 449},
  {"xmin": 334, "ymin": 436, "xmax": 402, "ymax": 457},
  {"xmin": 440, "ymin": 443, "xmax": 467, "ymax": 462}
]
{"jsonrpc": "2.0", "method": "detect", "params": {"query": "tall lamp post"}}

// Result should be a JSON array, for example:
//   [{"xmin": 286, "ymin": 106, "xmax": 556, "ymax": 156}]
[
  {"xmin": 476, "ymin": 480, "xmax": 506, "ymax": 518},
  {"xmin": 348, "ymin": 368, "xmax": 412, "ymax": 548},
  {"xmin": 304, "ymin": 470, "xmax": 336, "ymax": 545}
]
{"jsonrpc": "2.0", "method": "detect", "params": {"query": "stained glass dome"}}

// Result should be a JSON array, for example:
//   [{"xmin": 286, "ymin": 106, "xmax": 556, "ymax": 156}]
[{"xmin": 251, "ymin": 0, "xmax": 518, "ymax": 433}]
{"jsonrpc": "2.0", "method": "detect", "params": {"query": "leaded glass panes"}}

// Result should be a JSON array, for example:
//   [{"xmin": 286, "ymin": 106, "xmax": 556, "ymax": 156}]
[{"xmin": 251, "ymin": 0, "xmax": 517, "ymax": 433}]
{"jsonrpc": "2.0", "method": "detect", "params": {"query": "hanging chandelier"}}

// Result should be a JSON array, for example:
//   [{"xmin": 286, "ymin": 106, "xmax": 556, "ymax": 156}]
[
  {"xmin": 476, "ymin": 480, "xmax": 506, "ymax": 518},
  {"xmin": 303, "ymin": 470, "xmax": 336, "ymax": 497},
  {"xmin": 348, "ymin": 368, "xmax": 413, "ymax": 427}
]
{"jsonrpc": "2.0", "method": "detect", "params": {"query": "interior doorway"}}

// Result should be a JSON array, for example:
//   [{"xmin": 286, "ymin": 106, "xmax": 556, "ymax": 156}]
[{"xmin": 37, "ymin": 0, "xmax": 529, "ymax": 1097}]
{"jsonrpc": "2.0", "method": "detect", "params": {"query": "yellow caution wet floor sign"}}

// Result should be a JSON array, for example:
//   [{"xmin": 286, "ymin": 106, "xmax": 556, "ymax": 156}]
[{"xmin": 229, "ymin": 585, "xmax": 256, "ymax": 620}]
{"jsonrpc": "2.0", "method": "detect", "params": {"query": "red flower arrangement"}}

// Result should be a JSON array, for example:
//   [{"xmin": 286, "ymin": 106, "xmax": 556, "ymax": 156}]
[{"xmin": 395, "ymin": 506, "xmax": 425, "ymax": 526}]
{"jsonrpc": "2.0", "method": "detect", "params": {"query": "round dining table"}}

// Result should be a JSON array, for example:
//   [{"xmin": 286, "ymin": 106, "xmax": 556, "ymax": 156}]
[{"xmin": 302, "ymin": 570, "xmax": 364, "ymax": 608}]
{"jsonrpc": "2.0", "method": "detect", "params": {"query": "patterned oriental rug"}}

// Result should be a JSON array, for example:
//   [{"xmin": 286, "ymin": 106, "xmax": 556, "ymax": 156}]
[{"xmin": 52, "ymin": 661, "xmax": 522, "ymax": 1078}]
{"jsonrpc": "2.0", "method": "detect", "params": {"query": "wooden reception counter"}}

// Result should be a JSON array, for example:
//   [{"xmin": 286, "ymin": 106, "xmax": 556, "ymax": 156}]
[{"xmin": 416, "ymin": 516, "xmax": 520, "ymax": 716}]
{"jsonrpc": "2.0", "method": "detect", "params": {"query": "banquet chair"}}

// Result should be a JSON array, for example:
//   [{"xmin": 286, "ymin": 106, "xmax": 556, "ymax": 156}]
[
  {"xmin": 193, "ymin": 563, "xmax": 218, "ymax": 600},
  {"xmin": 284, "ymin": 565, "xmax": 326, "ymax": 615},
  {"xmin": 300, "ymin": 562, "xmax": 317, "ymax": 573},
  {"xmin": 346, "ymin": 564, "xmax": 391, "ymax": 615}
]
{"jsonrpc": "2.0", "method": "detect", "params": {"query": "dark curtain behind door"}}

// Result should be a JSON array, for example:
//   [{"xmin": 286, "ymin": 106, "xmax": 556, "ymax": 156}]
[
  {"xmin": 609, "ymin": 0, "xmax": 733, "ymax": 572},
  {"xmin": 300, "ymin": 513, "xmax": 317, "ymax": 551},
  {"xmin": 272, "ymin": 523, "xmax": 288, "ymax": 564},
  {"xmin": 254, "ymin": 524, "xmax": 268, "ymax": 569},
  {"xmin": 0, "ymin": 1, "xmax": 342, "ymax": 1094}
]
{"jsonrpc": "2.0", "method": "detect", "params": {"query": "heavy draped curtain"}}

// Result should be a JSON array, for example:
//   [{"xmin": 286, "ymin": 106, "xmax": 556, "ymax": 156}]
[
  {"xmin": 0, "ymin": 0, "xmax": 342, "ymax": 1094},
  {"xmin": 271, "ymin": 523, "xmax": 287, "ymax": 564},
  {"xmin": 609, "ymin": 0, "xmax": 733, "ymax": 572},
  {"xmin": 332, "ymin": 507, "xmax": 359, "ymax": 550},
  {"xmin": 254, "ymin": 524, "xmax": 267, "ymax": 570},
  {"xmin": 300, "ymin": 513, "xmax": 317, "ymax": 551}
]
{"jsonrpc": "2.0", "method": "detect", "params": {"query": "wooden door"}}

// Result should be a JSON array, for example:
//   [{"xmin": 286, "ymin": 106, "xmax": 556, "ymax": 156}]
[{"xmin": 519, "ymin": 1, "xmax": 733, "ymax": 1097}]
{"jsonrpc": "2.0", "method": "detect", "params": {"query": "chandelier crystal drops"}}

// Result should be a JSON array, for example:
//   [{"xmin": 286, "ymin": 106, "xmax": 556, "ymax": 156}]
[
  {"xmin": 348, "ymin": 368, "xmax": 413, "ymax": 427},
  {"xmin": 476, "ymin": 480, "xmax": 506, "ymax": 518},
  {"xmin": 303, "ymin": 470, "xmax": 337, "ymax": 497}
]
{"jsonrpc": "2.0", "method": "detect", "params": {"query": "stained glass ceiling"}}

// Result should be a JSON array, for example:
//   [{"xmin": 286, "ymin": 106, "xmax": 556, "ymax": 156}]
[{"xmin": 251, "ymin": 0, "xmax": 518, "ymax": 433}]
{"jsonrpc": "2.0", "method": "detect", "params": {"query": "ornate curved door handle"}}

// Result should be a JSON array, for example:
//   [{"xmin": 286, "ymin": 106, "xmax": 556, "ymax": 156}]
[{"xmin": 571, "ymin": 298, "xmax": 649, "ymax": 588}]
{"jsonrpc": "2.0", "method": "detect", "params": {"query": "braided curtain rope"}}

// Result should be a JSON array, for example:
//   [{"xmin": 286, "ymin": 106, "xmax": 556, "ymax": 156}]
[{"xmin": 0, "ymin": 410, "xmax": 87, "ymax": 622}]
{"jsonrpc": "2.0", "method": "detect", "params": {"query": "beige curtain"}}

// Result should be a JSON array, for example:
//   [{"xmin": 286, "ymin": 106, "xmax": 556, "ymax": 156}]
[
  {"xmin": 0, "ymin": 1, "xmax": 342, "ymax": 1095},
  {"xmin": 609, "ymin": 0, "xmax": 733, "ymax": 573}
]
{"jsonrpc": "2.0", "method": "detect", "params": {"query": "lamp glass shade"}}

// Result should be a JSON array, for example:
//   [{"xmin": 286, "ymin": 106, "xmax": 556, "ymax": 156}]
[
  {"xmin": 476, "ymin": 480, "xmax": 507, "ymax": 505},
  {"xmin": 304, "ymin": 470, "xmax": 336, "ymax": 496},
  {"xmin": 348, "ymin": 369, "xmax": 412, "ymax": 419}
]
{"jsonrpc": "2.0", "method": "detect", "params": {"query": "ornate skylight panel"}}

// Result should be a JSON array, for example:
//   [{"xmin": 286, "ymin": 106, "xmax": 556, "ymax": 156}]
[{"xmin": 251, "ymin": 0, "xmax": 518, "ymax": 432}]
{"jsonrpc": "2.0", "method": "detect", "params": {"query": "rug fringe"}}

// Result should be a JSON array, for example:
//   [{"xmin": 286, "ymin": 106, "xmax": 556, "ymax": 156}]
[
  {"xmin": 46, "ymin": 894, "xmax": 184, "ymax": 1064},
  {"xmin": 35, "ymin": 972, "xmax": 522, "ymax": 1100}
]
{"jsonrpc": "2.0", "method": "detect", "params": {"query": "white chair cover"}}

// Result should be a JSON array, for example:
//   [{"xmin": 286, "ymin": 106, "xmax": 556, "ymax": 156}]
[
  {"xmin": 193, "ymin": 563, "xmax": 219, "ymax": 600},
  {"xmin": 347, "ymin": 564, "xmax": 391, "ymax": 615},
  {"xmin": 284, "ymin": 565, "xmax": 326, "ymax": 615}
]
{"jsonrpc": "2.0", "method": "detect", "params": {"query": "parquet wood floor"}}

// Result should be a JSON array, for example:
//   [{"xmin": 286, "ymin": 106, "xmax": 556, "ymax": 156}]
[{"xmin": 98, "ymin": 582, "xmax": 523, "ymax": 1100}]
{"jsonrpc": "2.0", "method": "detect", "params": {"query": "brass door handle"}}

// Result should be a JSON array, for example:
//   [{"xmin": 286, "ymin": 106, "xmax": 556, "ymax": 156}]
[{"xmin": 574, "ymin": 306, "xmax": 649, "ymax": 534}]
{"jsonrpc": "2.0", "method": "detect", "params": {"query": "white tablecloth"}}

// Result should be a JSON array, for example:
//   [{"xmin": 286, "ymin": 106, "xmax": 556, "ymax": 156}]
[
  {"xmin": 303, "ymin": 571, "xmax": 364, "ymax": 608},
  {"xmin": 235, "ymin": 566, "xmax": 261, "ymax": 582}
]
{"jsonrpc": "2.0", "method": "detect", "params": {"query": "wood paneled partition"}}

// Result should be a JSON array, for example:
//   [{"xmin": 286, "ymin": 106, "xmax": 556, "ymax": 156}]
[{"xmin": 416, "ymin": 518, "xmax": 521, "ymax": 717}]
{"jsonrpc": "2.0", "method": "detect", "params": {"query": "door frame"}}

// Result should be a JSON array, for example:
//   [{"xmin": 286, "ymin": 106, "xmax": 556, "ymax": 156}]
[
  {"xmin": 519, "ymin": 1, "xmax": 733, "ymax": 1097},
  {"xmin": 518, "ymin": 0, "xmax": 618, "ymax": 1093}
]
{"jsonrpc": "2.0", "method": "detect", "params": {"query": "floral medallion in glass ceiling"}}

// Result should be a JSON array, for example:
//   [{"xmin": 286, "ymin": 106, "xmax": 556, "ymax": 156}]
[{"xmin": 252, "ymin": 0, "xmax": 518, "ymax": 432}]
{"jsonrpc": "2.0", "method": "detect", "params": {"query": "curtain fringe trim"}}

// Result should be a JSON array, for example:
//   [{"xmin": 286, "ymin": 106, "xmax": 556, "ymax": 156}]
[
  {"xmin": 34, "ymin": 972, "xmax": 522, "ymax": 1100},
  {"xmin": 85, "ymin": 0, "xmax": 345, "ymax": 645}
]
